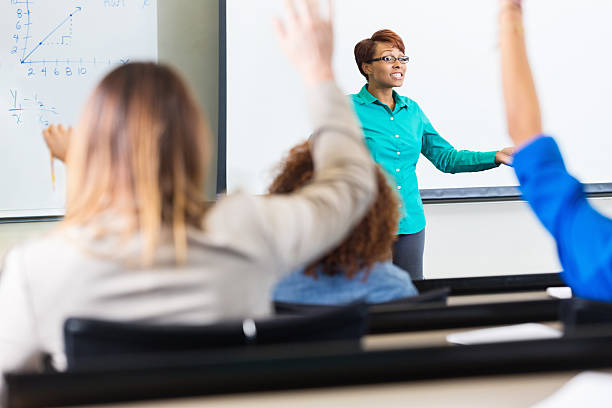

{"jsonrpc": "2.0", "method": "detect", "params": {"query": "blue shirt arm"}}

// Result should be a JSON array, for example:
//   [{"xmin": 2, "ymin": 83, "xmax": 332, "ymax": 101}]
[
  {"xmin": 419, "ymin": 109, "xmax": 499, "ymax": 173},
  {"xmin": 513, "ymin": 136, "xmax": 612, "ymax": 301}
]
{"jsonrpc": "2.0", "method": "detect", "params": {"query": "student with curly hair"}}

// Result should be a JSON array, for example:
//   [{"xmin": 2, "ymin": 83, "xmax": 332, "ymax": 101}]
[{"xmin": 271, "ymin": 141, "xmax": 418, "ymax": 305}]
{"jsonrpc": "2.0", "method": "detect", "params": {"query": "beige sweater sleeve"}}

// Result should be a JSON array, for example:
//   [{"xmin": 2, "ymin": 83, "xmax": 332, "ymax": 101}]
[
  {"xmin": 208, "ymin": 81, "xmax": 376, "ymax": 276},
  {"xmin": 0, "ymin": 248, "xmax": 43, "ymax": 403}
]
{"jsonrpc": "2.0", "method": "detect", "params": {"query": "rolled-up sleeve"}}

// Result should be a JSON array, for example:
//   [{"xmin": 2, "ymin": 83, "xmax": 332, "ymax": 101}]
[{"xmin": 420, "ymin": 109, "xmax": 499, "ymax": 174}]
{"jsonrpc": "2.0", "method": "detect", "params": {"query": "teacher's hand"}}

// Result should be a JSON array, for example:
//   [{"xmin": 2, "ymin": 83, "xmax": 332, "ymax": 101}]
[
  {"xmin": 495, "ymin": 147, "xmax": 515, "ymax": 166},
  {"xmin": 274, "ymin": 0, "xmax": 335, "ymax": 87},
  {"xmin": 43, "ymin": 124, "xmax": 72, "ymax": 162}
]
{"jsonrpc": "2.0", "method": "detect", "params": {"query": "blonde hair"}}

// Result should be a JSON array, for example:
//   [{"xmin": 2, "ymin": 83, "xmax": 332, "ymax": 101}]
[{"xmin": 64, "ymin": 63, "xmax": 210, "ymax": 266}]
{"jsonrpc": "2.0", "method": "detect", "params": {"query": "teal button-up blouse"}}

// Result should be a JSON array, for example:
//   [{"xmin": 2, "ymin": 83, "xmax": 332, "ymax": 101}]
[{"xmin": 351, "ymin": 85, "xmax": 499, "ymax": 234}]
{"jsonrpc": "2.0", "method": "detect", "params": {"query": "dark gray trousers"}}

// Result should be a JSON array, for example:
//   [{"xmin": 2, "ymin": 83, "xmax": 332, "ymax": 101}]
[{"xmin": 392, "ymin": 229, "xmax": 426, "ymax": 280}]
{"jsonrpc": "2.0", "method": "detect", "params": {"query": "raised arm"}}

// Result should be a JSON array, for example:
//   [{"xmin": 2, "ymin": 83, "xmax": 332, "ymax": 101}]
[
  {"xmin": 206, "ymin": 0, "xmax": 376, "ymax": 275},
  {"xmin": 419, "ymin": 109, "xmax": 508, "ymax": 173},
  {"xmin": 256, "ymin": 0, "xmax": 376, "ymax": 272},
  {"xmin": 501, "ymin": 0, "xmax": 612, "ymax": 301},
  {"xmin": 499, "ymin": 0, "xmax": 542, "ymax": 145}
]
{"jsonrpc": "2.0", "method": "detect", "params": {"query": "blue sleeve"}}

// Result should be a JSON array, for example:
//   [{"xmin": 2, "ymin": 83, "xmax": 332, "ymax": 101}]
[{"xmin": 513, "ymin": 136, "xmax": 612, "ymax": 301}]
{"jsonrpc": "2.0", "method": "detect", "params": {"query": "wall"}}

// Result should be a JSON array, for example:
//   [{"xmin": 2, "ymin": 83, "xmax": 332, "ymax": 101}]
[
  {"xmin": 428, "ymin": 197, "xmax": 612, "ymax": 279},
  {"xmin": 424, "ymin": 201, "xmax": 553, "ymax": 279},
  {"xmin": 157, "ymin": 0, "xmax": 219, "ymax": 199}
]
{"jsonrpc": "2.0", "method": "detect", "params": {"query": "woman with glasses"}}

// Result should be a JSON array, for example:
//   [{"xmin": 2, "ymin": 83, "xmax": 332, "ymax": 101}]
[{"xmin": 352, "ymin": 29, "xmax": 513, "ymax": 280}]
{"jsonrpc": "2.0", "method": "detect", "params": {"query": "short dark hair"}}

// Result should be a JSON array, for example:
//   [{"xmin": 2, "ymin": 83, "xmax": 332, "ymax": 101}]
[{"xmin": 354, "ymin": 29, "xmax": 406, "ymax": 80}]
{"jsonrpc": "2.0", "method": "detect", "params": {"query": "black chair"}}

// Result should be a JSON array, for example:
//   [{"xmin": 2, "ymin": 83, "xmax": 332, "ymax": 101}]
[
  {"xmin": 372, "ymin": 287, "xmax": 450, "ymax": 308},
  {"xmin": 274, "ymin": 287, "xmax": 450, "ymax": 315},
  {"xmin": 560, "ymin": 297, "xmax": 612, "ymax": 336},
  {"xmin": 64, "ymin": 302, "xmax": 367, "ymax": 371}
]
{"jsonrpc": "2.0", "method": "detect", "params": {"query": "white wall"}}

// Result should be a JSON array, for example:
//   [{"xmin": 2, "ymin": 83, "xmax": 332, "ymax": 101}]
[
  {"xmin": 425, "ymin": 197, "xmax": 612, "ymax": 279},
  {"xmin": 424, "ymin": 201, "xmax": 556, "ymax": 279},
  {"xmin": 157, "ymin": 0, "xmax": 219, "ymax": 200}
]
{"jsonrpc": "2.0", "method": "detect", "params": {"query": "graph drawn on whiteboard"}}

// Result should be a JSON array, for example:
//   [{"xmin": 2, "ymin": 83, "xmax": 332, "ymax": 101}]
[
  {"xmin": 8, "ymin": 0, "xmax": 150, "ymax": 80},
  {"xmin": 1, "ymin": 0, "xmax": 158, "ymax": 218}
]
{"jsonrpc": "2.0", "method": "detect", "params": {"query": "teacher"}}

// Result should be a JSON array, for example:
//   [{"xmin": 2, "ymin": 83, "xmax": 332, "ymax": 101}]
[{"xmin": 352, "ymin": 29, "xmax": 513, "ymax": 280}]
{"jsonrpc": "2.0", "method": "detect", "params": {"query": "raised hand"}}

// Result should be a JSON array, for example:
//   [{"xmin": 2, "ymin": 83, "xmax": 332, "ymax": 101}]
[
  {"xmin": 499, "ymin": 0, "xmax": 542, "ymax": 146},
  {"xmin": 274, "ymin": 0, "xmax": 335, "ymax": 86},
  {"xmin": 500, "ymin": 0, "xmax": 522, "ymax": 9}
]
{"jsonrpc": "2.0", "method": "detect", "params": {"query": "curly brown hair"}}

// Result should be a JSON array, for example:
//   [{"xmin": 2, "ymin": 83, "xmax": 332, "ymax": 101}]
[{"xmin": 269, "ymin": 141, "xmax": 400, "ymax": 280}]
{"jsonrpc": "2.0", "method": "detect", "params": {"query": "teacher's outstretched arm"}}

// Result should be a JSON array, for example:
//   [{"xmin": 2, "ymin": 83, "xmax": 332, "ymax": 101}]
[{"xmin": 499, "ymin": 0, "xmax": 542, "ymax": 145}]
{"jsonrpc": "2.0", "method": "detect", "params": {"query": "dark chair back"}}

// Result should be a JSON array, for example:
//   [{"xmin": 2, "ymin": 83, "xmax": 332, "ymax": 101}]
[
  {"xmin": 373, "ymin": 287, "xmax": 450, "ymax": 308},
  {"xmin": 64, "ymin": 302, "xmax": 367, "ymax": 370},
  {"xmin": 274, "ymin": 287, "xmax": 450, "ymax": 315},
  {"xmin": 560, "ymin": 297, "xmax": 612, "ymax": 335}
]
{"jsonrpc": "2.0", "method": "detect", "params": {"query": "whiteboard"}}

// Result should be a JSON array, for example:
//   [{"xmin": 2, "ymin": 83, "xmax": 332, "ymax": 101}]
[
  {"xmin": 223, "ymin": 0, "xmax": 612, "ymax": 197},
  {"xmin": 1, "ymin": 0, "xmax": 157, "ymax": 218}
]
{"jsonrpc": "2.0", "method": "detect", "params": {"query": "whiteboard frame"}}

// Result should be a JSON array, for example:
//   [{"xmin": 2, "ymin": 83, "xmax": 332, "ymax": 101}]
[{"xmin": 0, "ymin": 216, "xmax": 62, "ymax": 225}]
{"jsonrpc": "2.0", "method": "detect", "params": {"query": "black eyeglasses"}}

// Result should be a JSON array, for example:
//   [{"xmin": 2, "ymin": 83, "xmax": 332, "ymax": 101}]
[{"xmin": 366, "ymin": 56, "xmax": 410, "ymax": 64}]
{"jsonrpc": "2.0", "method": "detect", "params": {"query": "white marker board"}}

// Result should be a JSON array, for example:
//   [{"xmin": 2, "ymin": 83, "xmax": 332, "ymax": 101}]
[
  {"xmin": 1, "ymin": 0, "xmax": 157, "ymax": 218},
  {"xmin": 223, "ymin": 0, "xmax": 612, "ymax": 198}
]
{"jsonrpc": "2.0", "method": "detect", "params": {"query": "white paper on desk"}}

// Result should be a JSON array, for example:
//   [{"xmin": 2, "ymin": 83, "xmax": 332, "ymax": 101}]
[
  {"xmin": 546, "ymin": 287, "xmax": 573, "ymax": 299},
  {"xmin": 531, "ymin": 372, "xmax": 612, "ymax": 408},
  {"xmin": 446, "ymin": 323, "xmax": 562, "ymax": 345}
]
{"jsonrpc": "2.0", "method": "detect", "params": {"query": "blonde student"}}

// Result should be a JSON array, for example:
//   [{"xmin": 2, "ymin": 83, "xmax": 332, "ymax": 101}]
[{"xmin": 0, "ymin": 0, "xmax": 376, "ymax": 395}]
